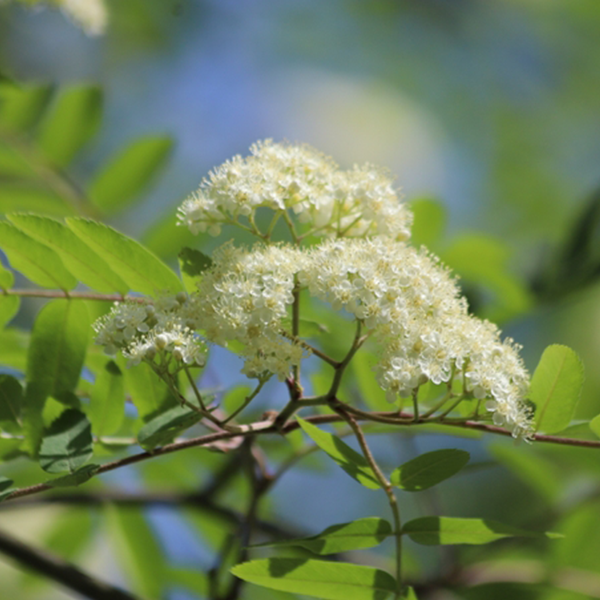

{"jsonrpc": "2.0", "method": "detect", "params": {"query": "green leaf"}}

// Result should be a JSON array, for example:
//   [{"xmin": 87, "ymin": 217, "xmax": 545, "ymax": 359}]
[
  {"xmin": 590, "ymin": 414, "xmax": 600, "ymax": 438},
  {"xmin": 390, "ymin": 449, "xmax": 470, "ymax": 491},
  {"xmin": 121, "ymin": 359, "xmax": 173, "ymax": 419},
  {"xmin": 352, "ymin": 351, "xmax": 390, "ymax": 411},
  {"xmin": 0, "ymin": 265, "xmax": 14, "ymax": 290},
  {"xmin": 0, "ymin": 222, "xmax": 77, "ymax": 290},
  {"xmin": 26, "ymin": 300, "xmax": 90, "ymax": 399},
  {"xmin": 0, "ymin": 83, "xmax": 53, "ymax": 132},
  {"xmin": 0, "ymin": 476, "xmax": 13, "ymax": 493},
  {"xmin": 106, "ymin": 506, "xmax": 167, "ymax": 598},
  {"xmin": 488, "ymin": 443, "xmax": 561, "ymax": 500},
  {"xmin": 402, "ymin": 517, "xmax": 560, "ymax": 546},
  {"xmin": 401, "ymin": 587, "xmax": 418, "ymax": 600},
  {"xmin": 23, "ymin": 301, "xmax": 90, "ymax": 454},
  {"xmin": 8, "ymin": 214, "xmax": 129, "ymax": 294},
  {"xmin": 89, "ymin": 360, "xmax": 125, "ymax": 437},
  {"xmin": 222, "ymin": 385, "xmax": 252, "ymax": 415},
  {"xmin": 253, "ymin": 518, "xmax": 392, "ymax": 555},
  {"xmin": 39, "ymin": 408, "xmax": 93, "ymax": 473},
  {"xmin": 0, "ymin": 182, "xmax": 73, "ymax": 217},
  {"xmin": 0, "ymin": 183, "xmax": 73, "ymax": 216},
  {"xmin": 0, "ymin": 487, "xmax": 17, "ymax": 502},
  {"xmin": 296, "ymin": 417, "xmax": 380, "ymax": 489},
  {"xmin": 89, "ymin": 136, "xmax": 174, "ymax": 214},
  {"xmin": 530, "ymin": 345, "xmax": 585, "ymax": 434},
  {"xmin": 168, "ymin": 568, "xmax": 208, "ymax": 597},
  {"xmin": 46, "ymin": 463, "xmax": 100, "ymax": 487},
  {"xmin": 0, "ymin": 375, "xmax": 22, "ymax": 424},
  {"xmin": 0, "ymin": 296, "xmax": 19, "ymax": 330},
  {"xmin": 0, "ymin": 327, "xmax": 28, "ymax": 372},
  {"xmin": 410, "ymin": 197, "xmax": 446, "ymax": 248},
  {"xmin": 142, "ymin": 205, "xmax": 199, "ymax": 259},
  {"xmin": 38, "ymin": 85, "xmax": 103, "ymax": 167},
  {"xmin": 66, "ymin": 218, "xmax": 183, "ymax": 294},
  {"xmin": 178, "ymin": 247, "xmax": 212, "ymax": 292},
  {"xmin": 441, "ymin": 234, "xmax": 533, "ymax": 322},
  {"xmin": 231, "ymin": 558, "xmax": 397, "ymax": 600},
  {"xmin": 137, "ymin": 403, "xmax": 203, "ymax": 450}
]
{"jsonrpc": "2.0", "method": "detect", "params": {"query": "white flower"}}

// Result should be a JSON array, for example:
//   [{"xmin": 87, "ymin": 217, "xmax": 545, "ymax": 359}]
[
  {"xmin": 196, "ymin": 242, "xmax": 307, "ymax": 380},
  {"xmin": 297, "ymin": 237, "xmax": 532, "ymax": 438},
  {"xmin": 178, "ymin": 140, "xmax": 412, "ymax": 242}
]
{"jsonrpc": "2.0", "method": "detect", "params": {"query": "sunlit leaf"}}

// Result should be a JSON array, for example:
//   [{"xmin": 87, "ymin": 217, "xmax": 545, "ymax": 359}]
[
  {"xmin": 121, "ymin": 359, "xmax": 174, "ymax": 419},
  {"xmin": 38, "ymin": 85, "xmax": 103, "ymax": 167},
  {"xmin": 442, "ymin": 234, "xmax": 533, "ymax": 321},
  {"xmin": 0, "ymin": 183, "xmax": 73, "ymax": 216},
  {"xmin": 0, "ymin": 83, "xmax": 53, "ymax": 132},
  {"xmin": 39, "ymin": 408, "xmax": 93, "ymax": 474},
  {"xmin": 296, "ymin": 417, "xmax": 380, "ymax": 489},
  {"xmin": 231, "ymin": 558, "xmax": 397, "ymax": 600},
  {"xmin": 26, "ymin": 300, "xmax": 90, "ymax": 399},
  {"xmin": 222, "ymin": 385, "xmax": 252, "ymax": 416},
  {"xmin": 530, "ymin": 345, "xmax": 584, "ymax": 434},
  {"xmin": 402, "ymin": 517, "xmax": 560, "ymax": 546},
  {"xmin": 89, "ymin": 136, "xmax": 173, "ymax": 214},
  {"xmin": 0, "ymin": 265, "xmax": 14, "ymax": 290},
  {"xmin": 0, "ymin": 296, "xmax": 19, "ymax": 330},
  {"xmin": 590, "ymin": 414, "xmax": 600, "ymax": 438},
  {"xmin": 168, "ymin": 568, "xmax": 208, "ymax": 597},
  {"xmin": 410, "ymin": 197, "xmax": 446, "ymax": 248},
  {"xmin": 0, "ymin": 222, "xmax": 77, "ymax": 290},
  {"xmin": 252, "ymin": 518, "xmax": 392, "ymax": 555},
  {"xmin": 23, "ymin": 301, "xmax": 90, "ymax": 453},
  {"xmin": 352, "ymin": 351, "xmax": 388, "ymax": 411},
  {"xmin": 0, "ymin": 327, "xmax": 28, "ymax": 372},
  {"xmin": 142, "ymin": 205, "xmax": 198, "ymax": 259},
  {"xmin": 67, "ymin": 218, "xmax": 183, "ymax": 294},
  {"xmin": 89, "ymin": 359, "xmax": 126, "ymax": 437},
  {"xmin": 9, "ymin": 213, "xmax": 129, "ymax": 294},
  {"xmin": 390, "ymin": 449, "xmax": 469, "ymax": 491}
]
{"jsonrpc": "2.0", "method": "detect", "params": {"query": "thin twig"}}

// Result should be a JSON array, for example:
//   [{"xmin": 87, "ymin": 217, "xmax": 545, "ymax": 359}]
[{"xmin": 3, "ymin": 412, "xmax": 600, "ymax": 505}]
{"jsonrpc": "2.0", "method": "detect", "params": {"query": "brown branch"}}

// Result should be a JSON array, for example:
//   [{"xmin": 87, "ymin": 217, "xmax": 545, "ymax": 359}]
[
  {"xmin": 0, "ymin": 526, "xmax": 138, "ymax": 600},
  {"xmin": 3, "ymin": 411, "xmax": 600, "ymax": 505}
]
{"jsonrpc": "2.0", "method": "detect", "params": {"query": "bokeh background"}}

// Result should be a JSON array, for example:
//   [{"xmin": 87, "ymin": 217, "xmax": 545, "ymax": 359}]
[{"xmin": 2, "ymin": 1, "xmax": 600, "ymax": 599}]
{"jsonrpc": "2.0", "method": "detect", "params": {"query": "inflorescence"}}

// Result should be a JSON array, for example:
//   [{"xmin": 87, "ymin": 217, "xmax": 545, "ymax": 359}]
[{"xmin": 95, "ymin": 140, "xmax": 533, "ymax": 439}]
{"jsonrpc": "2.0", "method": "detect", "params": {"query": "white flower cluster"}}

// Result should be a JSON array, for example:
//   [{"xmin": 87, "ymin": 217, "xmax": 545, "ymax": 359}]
[
  {"xmin": 195, "ymin": 243, "xmax": 307, "ymax": 381},
  {"xmin": 94, "ymin": 293, "xmax": 207, "ymax": 369},
  {"xmin": 95, "ymin": 140, "xmax": 533, "ymax": 438},
  {"xmin": 298, "ymin": 238, "xmax": 531, "ymax": 438},
  {"xmin": 177, "ymin": 140, "xmax": 412, "ymax": 241}
]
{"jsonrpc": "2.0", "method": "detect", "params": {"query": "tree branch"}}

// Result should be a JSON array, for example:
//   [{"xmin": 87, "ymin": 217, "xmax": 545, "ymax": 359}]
[
  {"xmin": 0, "ymin": 526, "xmax": 138, "ymax": 600},
  {"xmin": 2, "ymin": 411, "xmax": 600, "ymax": 505}
]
